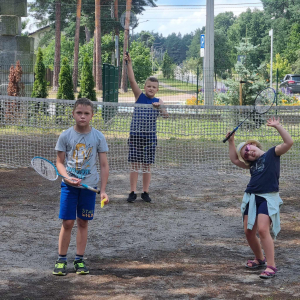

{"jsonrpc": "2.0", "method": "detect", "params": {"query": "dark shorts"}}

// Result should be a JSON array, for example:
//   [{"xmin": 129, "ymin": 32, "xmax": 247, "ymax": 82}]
[
  {"xmin": 128, "ymin": 135, "xmax": 157, "ymax": 164},
  {"xmin": 244, "ymin": 195, "xmax": 269, "ymax": 216},
  {"xmin": 59, "ymin": 182, "xmax": 96, "ymax": 220}
]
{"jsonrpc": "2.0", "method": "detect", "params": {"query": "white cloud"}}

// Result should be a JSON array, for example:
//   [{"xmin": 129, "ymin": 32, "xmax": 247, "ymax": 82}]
[{"xmin": 134, "ymin": 0, "xmax": 263, "ymax": 36}]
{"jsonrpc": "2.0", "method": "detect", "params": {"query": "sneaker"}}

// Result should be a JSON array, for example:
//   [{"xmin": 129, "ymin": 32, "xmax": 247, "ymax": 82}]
[
  {"xmin": 127, "ymin": 191, "xmax": 137, "ymax": 203},
  {"xmin": 141, "ymin": 192, "xmax": 152, "ymax": 203},
  {"xmin": 53, "ymin": 260, "xmax": 67, "ymax": 276},
  {"xmin": 74, "ymin": 259, "xmax": 89, "ymax": 275}
]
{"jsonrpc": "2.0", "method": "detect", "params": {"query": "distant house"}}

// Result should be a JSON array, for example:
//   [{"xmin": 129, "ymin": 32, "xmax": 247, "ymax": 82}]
[{"xmin": 29, "ymin": 25, "xmax": 51, "ymax": 50}]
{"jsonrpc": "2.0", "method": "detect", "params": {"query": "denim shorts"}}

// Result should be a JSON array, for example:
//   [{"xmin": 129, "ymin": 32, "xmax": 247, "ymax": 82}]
[
  {"xmin": 128, "ymin": 135, "xmax": 157, "ymax": 164},
  {"xmin": 244, "ymin": 195, "xmax": 269, "ymax": 216},
  {"xmin": 59, "ymin": 182, "xmax": 96, "ymax": 220}
]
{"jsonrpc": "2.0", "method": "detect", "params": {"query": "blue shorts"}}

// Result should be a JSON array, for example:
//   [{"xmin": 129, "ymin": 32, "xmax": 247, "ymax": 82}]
[
  {"xmin": 244, "ymin": 195, "xmax": 269, "ymax": 216},
  {"xmin": 128, "ymin": 135, "xmax": 157, "ymax": 164},
  {"xmin": 59, "ymin": 182, "xmax": 96, "ymax": 221}
]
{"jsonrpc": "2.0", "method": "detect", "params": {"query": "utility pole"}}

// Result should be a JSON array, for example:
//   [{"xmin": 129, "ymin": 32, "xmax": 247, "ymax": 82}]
[
  {"xmin": 269, "ymin": 29, "xmax": 273, "ymax": 88},
  {"xmin": 204, "ymin": 0, "xmax": 214, "ymax": 105}
]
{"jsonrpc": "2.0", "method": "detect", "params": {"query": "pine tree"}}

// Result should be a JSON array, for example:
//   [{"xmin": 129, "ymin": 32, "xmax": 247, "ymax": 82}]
[
  {"xmin": 32, "ymin": 48, "xmax": 48, "ymax": 98},
  {"xmin": 57, "ymin": 57, "xmax": 74, "ymax": 100},
  {"xmin": 162, "ymin": 51, "xmax": 173, "ymax": 79},
  {"xmin": 78, "ymin": 55, "xmax": 96, "ymax": 101}
]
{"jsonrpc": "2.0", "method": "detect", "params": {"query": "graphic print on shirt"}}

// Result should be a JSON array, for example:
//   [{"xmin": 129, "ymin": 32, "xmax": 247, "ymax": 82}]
[
  {"xmin": 250, "ymin": 155, "xmax": 265, "ymax": 173},
  {"xmin": 67, "ymin": 137, "xmax": 93, "ymax": 179}
]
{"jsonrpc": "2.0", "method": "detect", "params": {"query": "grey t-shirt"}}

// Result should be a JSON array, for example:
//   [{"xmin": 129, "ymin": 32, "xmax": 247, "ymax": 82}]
[{"xmin": 55, "ymin": 127, "xmax": 108, "ymax": 187}]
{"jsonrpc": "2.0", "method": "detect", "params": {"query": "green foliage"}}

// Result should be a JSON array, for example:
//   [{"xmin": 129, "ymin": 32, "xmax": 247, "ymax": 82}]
[
  {"xmin": 214, "ymin": 12, "xmax": 236, "ymax": 33},
  {"xmin": 186, "ymin": 28, "xmax": 205, "ymax": 60},
  {"xmin": 29, "ymin": 0, "xmax": 157, "ymax": 43},
  {"xmin": 214, "ymin": 30, "xmax": 233, "ymax": 75},
  {"xmin": 57, "ymin": 58, "xmax": 74, "ymax": 100},
  {"xmin": 129, "ymin": 41, "xmax": 152, "ymax": 84},
  {"xmin": 267, "ymin": 53, "xmax": 291, "ymax": 80},
  {"xmin": 162, "ymin": 51, "xmax": 174, "ymax": 79},
  {"xmin": 32, "ymin": 48, "xmax": 48, "ymax": 99},
  {"xmin": 42, "ymin": 35, "xmax": 74, "ymax": 70},
  {"xmin": 291, "ymin": 50, "xmax": 300, "ymax": 74},
  {"xmin": 235, "ymin": 37, "xmax": 260, "ymax": 73},
  {"xmin": 78, "ymin": 55, "xmax": 96, "ymax": 101},
  {"xmin": 284, "ymin": 23, "xmax": 300, "ymax": 64}
]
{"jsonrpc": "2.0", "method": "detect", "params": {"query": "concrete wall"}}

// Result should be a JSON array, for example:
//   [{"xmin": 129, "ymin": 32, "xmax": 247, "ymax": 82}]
[{"xmin": 0, "ymin": 0, "xmax": 35, "ymax": 97}]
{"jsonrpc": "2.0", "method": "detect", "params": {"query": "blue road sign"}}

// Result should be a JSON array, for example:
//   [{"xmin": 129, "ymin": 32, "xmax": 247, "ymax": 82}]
[{"xmin": 200, "ymin": 34, "xmax": 205, "ymax": 48}]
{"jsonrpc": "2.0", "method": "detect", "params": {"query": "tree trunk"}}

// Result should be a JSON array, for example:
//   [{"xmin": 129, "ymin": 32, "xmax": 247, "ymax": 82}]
[
  {"xmin": 53, "ymin": 0, "xmax": 61, "ymax": 91},
  {"xmin": 93, "ymin": 30, "xmax": 96, "ymax": 81},
  {"xmin": 72, "ymin": 0, "xmax": 82, "ymax": 92},
  {"xmin": 120, "ymin": 0, "xmax": 132, "ymax": 92},
  {"xmin": 95, "ymin": 0, "xmax": 102, "ymax": 91},
  {"xmin": 85, "ymin": 26, "xmax": 91, "ymax": 43},
  {"xmin": 114, "ymin": 0, "xmax": 121, "ymax": 87}
]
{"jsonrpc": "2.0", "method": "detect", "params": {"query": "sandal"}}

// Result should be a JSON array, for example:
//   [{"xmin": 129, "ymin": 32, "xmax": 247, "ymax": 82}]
[
  {"xmin": 259, "ymin": 265, "xmax": 278, "ymax": 279},
  {"xmin": 246, "ymin": 257, "xmax": 266, "ymax": 269}
]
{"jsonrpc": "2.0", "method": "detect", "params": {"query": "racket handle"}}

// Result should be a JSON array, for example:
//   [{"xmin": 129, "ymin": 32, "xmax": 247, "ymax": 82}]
[
  {"xmin": 223, "ymin": 129, "xmax": 236, "ymax": 143},
  {"xmin": 81, "ymin": 184, "xmax": 100, "ymax": 194},
  {"xmin": 125, "ymin": 51, "xmax": 128, "ymax": 65}
]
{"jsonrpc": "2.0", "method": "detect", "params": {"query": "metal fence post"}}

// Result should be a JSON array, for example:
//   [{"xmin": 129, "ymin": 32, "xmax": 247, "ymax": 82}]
[{"xmin": 196, "ymin": 66, "xmax": 199, "ymax": 105}]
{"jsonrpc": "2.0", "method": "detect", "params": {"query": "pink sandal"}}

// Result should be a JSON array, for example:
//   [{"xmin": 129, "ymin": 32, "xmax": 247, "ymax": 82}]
[
  {"xmin": 259, "ymin": 266, "xmax": 278, "ymax": 279},
  {"xmin": 246, "ymin": 257, "xmax": 266, "ymax": 269}
]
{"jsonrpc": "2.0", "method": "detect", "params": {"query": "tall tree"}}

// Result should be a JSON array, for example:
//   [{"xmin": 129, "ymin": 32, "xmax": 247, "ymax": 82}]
[
  {"xmin": 72, "ymin": 0, "xmax": 82, "ymax": 92},
  {"xmin": 162, "ymin": 51, "xmax": 173, "ymax": 79},
  {"xmin": 95, "ymin": 0, "xmax": 102, "ymax": 90},
  {"xmin": 53, "ymin": 0, "xmax": 61, "ymax": 91}
]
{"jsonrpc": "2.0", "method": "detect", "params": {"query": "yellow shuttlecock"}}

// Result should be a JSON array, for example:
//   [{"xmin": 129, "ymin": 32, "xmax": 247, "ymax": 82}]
[{"xmin": 101, "ymin": 198, "xmax": 106, "ymax": 208}]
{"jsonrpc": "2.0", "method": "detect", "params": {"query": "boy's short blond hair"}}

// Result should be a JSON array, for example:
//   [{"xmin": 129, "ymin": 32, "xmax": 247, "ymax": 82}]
[
  {"xmin": 145, "ymin": 76, "xmax": 159, "ymax": 86},
  {"xmin": 73, "ymin": 98, "xmax": 95, "ymax": 113}
]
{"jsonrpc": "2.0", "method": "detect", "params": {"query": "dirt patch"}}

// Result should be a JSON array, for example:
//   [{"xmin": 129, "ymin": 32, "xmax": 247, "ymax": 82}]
[{"xmin": 1, "ymin": 168, "xmax": 300, "ymax": 299}]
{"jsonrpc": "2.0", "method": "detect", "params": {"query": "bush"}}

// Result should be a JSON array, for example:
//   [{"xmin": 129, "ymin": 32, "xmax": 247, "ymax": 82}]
[
  {"xmin": 57, "ymin": 58, "xmax": 74, "ymax": 100},
  {"xmin": 78, "ymin": 55, "xmax": 96, "ymax": 101},
  {"xmin": 32, "ymin": 48, "xmax": 48, "ymax": 99}
]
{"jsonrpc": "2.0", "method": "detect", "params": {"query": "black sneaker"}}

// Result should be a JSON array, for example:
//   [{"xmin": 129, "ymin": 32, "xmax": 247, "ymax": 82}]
[
  {"xmin": 53, "ymin": 260, "xmax": 67, "ymax": 276},
  {"xmin": 74, "ymin": 259, "xmax": 89, "ymax": 275},
  {"xmin": 127, "ymin": 191, "xmax": 137, "ymax": 203},
  {"xmin": 141, "ymin": 192, "xmax": 152, "ymax": 203}
]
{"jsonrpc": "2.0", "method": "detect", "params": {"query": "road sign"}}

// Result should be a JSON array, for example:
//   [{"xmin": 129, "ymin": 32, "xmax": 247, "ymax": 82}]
[
  {"xmin": 237, "ymin": 55, "xmax": 245, "ymax": 63},
  {"xmin": 200, "ymin": 34, "xmax": 205, "ymax": 57}
]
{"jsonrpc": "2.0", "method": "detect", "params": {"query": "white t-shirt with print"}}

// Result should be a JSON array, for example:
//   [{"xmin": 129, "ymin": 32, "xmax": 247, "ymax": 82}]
[{"xmin": 55, "ymin": 127, "xmax": 108, "ymax": 187}]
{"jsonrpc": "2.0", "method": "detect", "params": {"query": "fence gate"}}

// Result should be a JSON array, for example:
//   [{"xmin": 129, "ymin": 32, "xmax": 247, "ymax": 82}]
[{"xmin": 102, "ymin": 63, "xmax": 119, "ymax": 122}]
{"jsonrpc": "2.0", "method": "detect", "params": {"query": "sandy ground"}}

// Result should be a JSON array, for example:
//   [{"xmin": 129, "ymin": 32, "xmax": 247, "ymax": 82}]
[{"xmin": 1, "ymin": 167, "xmax": 300, "ymax": 300}]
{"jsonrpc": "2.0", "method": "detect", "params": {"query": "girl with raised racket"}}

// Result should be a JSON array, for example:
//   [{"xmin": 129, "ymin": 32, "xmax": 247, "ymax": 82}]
[{"xmin": 226, "ymin": 117, "xmax": 293, "ymax": 279}]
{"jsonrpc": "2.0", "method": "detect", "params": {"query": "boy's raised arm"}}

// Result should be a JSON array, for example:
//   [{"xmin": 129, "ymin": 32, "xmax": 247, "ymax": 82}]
[
  {"xmin": 267, "ymin": 117, "xmax": 293, "ymax": 156},
  {"xmin": 125, "ymin": 53, "xmax": 142, "ymax": 101}
]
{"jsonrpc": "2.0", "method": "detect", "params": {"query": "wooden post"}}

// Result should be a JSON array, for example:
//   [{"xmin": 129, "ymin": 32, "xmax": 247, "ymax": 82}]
[{"xmin": 120, "ymin": 0, "xmax": 132, "ymax": 92}]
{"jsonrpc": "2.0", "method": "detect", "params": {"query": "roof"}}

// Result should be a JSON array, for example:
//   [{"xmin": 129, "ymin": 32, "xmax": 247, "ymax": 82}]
[{"xmin": 28, "ymin": 25, "xmax": 51, "ymax": 36}]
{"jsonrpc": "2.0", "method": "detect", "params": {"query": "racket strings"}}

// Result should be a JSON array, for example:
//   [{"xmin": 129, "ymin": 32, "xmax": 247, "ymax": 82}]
[
  {"xmin": 255, "ymin": 88, "xmax": 275, "ymax": 114},
  {"xmin": 31, "ymin": 158, "xmax": 58, "ymax": 181}
]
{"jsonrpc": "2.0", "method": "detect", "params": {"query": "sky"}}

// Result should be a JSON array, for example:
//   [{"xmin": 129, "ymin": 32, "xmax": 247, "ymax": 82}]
[
  {"xmin": 135, "ymin": 0, "xmax": 263, "ymax": 36},
  {"xmin": 26, "ymin": 0, "xmax": 263, "ymax": 37}
]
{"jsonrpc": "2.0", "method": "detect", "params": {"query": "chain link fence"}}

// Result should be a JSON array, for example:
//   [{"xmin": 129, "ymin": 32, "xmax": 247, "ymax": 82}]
[{"xmin": 1, "ymin": 95, "xmax": 299, "ymax": 179}]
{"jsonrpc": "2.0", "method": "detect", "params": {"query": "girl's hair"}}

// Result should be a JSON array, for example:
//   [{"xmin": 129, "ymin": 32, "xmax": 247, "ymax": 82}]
[
  {"xmin": 73, "ymin": 98, "xmax": 95, "ymax": 113},
  {"xmin": 145, "ymin": 76, "xmax": 159, "ymax": 85}
]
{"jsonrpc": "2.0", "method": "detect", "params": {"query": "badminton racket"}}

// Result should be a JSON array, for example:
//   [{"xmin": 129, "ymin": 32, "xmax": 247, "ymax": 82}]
[
  {"xmin": 31, "ymin": 156, "xmax": 100, "ymax": 194},
  {"xmin": 223, "ymin": 87, "xmax": 276, "ymax": 143}
]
